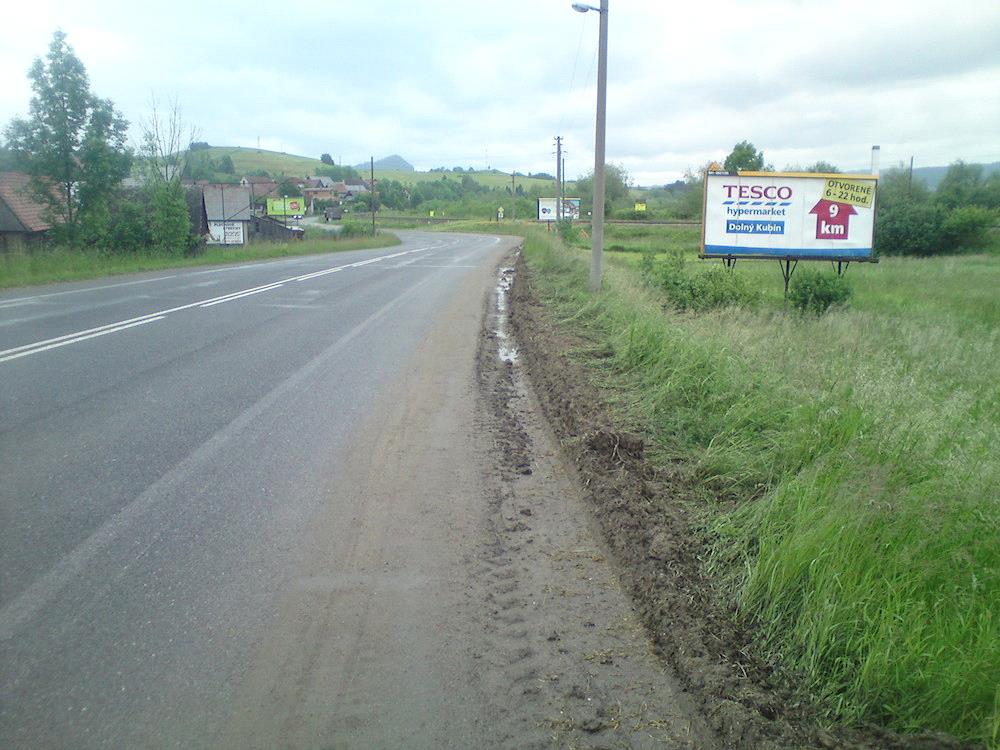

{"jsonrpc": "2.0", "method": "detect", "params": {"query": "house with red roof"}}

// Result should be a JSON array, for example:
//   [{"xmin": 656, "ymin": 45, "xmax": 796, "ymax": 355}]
[{"xmin": 0, "ymin": 172, "xmax": 53, "ymax": 251}]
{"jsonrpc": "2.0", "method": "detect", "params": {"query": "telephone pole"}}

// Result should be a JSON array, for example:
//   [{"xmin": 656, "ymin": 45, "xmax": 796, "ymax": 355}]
[
  {"xmin": 370, "ymin": 156, "xmax": 376, "ymax": 234},
  {"xmin": 554, "ymin": 136, "xmax": 563, "ymax": 222}
]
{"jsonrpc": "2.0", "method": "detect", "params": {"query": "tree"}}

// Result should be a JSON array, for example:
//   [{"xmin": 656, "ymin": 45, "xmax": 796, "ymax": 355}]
[
  {"xmin": 576, "ymin": 163, "xmax": 631, "ymax": 215},
  {"xmin": 935, "ymin": 161, "xmax": 994, "ymax": 210},
  {"xmin": 723, "ymin": 141, "xmax": 766, "ymax": 172},
  {"xmin": 320, "ymin": 153, "xmax": 334, "ymax": 165},
  {"xmin": 277, "ymin": 178, "xmax": 303, "ymax": 197},
  {"xmin": 4, "ymin": 31, "xmax": 131, "ymax": 242},
  {"xmin": 139, "ymin": 98, "xmax": 197, "ymax": 253}
]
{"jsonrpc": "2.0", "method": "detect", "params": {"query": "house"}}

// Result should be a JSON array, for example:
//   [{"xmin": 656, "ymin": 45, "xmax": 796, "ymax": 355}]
[
  {"xmin": 0, "ymin": 172, "xmax": 53, "ymax": 252},
  {"xmin": 345, "ymin": 179, "xmax": 369, "ymax": 195},
  {"xmin": 203, "ymin": 185, "xmax": 253, "ymax": 245},
  {"xmin": 240, "ymin": 176, "xmax": 279, "ymax": 210}
]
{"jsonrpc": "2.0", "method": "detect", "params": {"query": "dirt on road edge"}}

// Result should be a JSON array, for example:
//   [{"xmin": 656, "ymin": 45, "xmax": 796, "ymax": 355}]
[{"xmin": 507, "ymin": 252, "xmax": 973, "ymax": 750}]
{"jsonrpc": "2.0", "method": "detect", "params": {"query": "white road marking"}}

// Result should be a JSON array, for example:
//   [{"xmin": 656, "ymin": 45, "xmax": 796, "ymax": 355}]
[
  {"xmin": 0, "ymin": 317, "xmax": 165, "ymax": 363},
  {"xmin": 0, "ymin": 243, "xmax": 446, "ymax": 363},
  {"xmin": 0, "ymin": 271, "xmax": 444, "ymax": 641},
  {"xmin": 199, "ymin": 282, "xmax": 285, "ymax": 307}
]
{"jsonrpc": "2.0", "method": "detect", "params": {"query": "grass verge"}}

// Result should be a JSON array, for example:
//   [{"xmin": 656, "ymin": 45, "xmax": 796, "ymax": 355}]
[
  {"xmin": 518, "ymin": 226, "xmax": 998, "ymax": 747},
  {"xmin": 0, "ymin": 232, "xmax": 400, "ymax": 290}
]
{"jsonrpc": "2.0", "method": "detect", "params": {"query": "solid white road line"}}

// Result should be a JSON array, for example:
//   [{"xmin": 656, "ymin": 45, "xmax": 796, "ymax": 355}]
[
  {"xmin": 0, "ymin": 243, "xmax": 452, "ymax": 363},
  {"xmin": 0, "ymin": 317, "xmax": 166, "ymax": 363}
]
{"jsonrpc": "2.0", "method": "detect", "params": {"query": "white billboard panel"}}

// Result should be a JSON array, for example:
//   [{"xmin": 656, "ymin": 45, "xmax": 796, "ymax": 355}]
[
  {"xmin": 702, "ymin": 172, "xmax": 877, "ymax": 260},
  {"xmin": 207, "ymin": 221, "xmax": 246, "ymax": 245},
  {"xmin": 537, "ymin": 198, "xmax": 582, "ymax": 222}
]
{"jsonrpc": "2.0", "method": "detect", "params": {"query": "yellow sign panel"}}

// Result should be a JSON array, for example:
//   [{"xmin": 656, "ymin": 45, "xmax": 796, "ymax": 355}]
[
  {"xmin": 823, "ymin": 178, "xmax": 875, "ymax": 208},
  {"xmin": 634, "ymin": 201, "xmax": 647, "ymax": 212}
]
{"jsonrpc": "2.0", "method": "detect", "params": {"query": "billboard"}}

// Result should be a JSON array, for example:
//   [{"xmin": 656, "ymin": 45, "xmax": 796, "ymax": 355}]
[
  {"xmin": 267, "ymin": 197, "xmax": 306, "ymax": 217},
  {"xmin": 537, "ymin": 198, "xmax": 582, "ymax": 222},
  {"xmin": 701, "ymin": 171, "xmax": 878, "ymax": 261},
  {"xmin": 206, "ymin": 221, "xmax": 245, "ymax": 245}
]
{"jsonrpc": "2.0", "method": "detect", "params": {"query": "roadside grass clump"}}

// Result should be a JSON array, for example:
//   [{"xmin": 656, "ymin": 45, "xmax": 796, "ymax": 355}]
[
  {"xmin": 640, "ymin": 249, "xmax": 762, "ymax": 312},
  {"xmin": 787, "ymin": 269, "xmax": 852, "ymax": 314},
  {"xmin": 0, "ymin": 232, "xmax": 400, "ymax": 289},
  {"xmin": 519, "ymin": 226, "xmax": 1000, "ymax": 746}
]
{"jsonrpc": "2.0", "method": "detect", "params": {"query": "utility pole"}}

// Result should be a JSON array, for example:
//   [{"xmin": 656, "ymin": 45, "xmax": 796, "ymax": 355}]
[
  {"xmin": 370, "ymin": 156, "xmax": 376, "ymax": 234},
  {"xmin": 908, "ymin": 155, "xmax": 914, "ymax": 195},
  {"xmin": 512, "ymin": 172, "xmax": 516, "ymax": 220},
  {"xmin": 562, "ymin": 156, "xmax": 567, "ymax": 220},
  {"xmin": 554, "ymin": 136, "xmax": 563, "ymax": 222}
]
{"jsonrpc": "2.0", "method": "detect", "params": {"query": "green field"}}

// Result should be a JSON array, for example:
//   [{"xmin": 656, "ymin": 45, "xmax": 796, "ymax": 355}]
[
  {"xmin": 0, "ymin": 231, "xmax": 399, "ymax": 289},
  {"xmin": 518, "ymin": 223, "xmax": 999, "ymax": 746},
  {"xmin": 192, "ymin": 147, "xmax": 556, "ymax": 192}
]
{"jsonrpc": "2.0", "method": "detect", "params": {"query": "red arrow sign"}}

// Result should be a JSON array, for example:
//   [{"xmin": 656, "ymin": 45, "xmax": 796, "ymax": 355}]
[{"xmin": 809, "ymin": 199, "xmax": 857, "ymax": 240}]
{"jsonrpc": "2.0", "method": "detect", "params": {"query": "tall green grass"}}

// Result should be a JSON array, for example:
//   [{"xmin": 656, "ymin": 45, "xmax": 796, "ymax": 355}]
[
  {"xmin": 521, "ymin": 227, "xmax": 999, "ymax": 746},
  {"xmin": 0, "ymin": 232, "xmax": 399, "ymax": 290}
]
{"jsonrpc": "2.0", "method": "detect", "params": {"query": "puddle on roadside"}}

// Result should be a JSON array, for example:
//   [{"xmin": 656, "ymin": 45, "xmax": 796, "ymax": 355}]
[{"xmin": 495, "ymin": 264, "xmax": 518, "ymax": 364}]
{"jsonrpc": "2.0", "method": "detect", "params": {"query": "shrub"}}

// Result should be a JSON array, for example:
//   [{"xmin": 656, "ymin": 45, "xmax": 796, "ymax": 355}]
[
  {"xmin": 940, "ymin": 205, "xmax": 995, "ymax": 250},
  {"xmin": 644, "ymin": 250, "xmax": 761, "ymax": 311},
  {"xmin": 339, "ymin": 219, "xmax": 374, "ymax": 238},
  {"xmin": 874, "ymin": 202, "xmax": 946, "ymax": 256},
  {"xmin": 788, "ymin": 269, "xmax": 852, "ymax": 314}
]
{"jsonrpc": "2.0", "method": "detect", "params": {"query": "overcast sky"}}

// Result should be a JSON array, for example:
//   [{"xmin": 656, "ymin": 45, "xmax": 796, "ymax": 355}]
[{"xmin": 2, "ymin": 0, "xmax": 999, "ymax": 185}]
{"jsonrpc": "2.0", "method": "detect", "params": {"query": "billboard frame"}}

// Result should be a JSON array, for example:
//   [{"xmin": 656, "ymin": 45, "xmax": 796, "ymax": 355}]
[{"xmin": 700, "ymin": 170, "xmax": 879, "ymax": 264}]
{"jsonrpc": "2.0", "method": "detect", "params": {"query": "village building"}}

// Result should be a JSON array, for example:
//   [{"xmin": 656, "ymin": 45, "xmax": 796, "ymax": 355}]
[
  {"xmin": 203, "ymin": 185, "xmax": 253, "ymax": 245},
  {"xmin": 0, "ymin": 172, "xmax": 53, "ymax": 252}
]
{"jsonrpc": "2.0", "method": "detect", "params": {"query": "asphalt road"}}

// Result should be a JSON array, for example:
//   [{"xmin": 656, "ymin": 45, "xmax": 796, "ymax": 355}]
[{"xmin": 0, "ymin": 231, "xmax": 515, "ymax": 747}]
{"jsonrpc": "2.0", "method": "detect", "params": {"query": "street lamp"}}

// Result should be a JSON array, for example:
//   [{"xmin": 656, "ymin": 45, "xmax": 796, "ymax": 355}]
[{"xmin": 572, "ymin": 1, "xmax": 608, "ymax": 292}]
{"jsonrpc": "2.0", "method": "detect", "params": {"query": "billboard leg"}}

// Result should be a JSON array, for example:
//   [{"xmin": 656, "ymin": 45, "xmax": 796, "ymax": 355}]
[{"xmin": 779, "ymin": 259, "xmax": 798, "ymax": 298}]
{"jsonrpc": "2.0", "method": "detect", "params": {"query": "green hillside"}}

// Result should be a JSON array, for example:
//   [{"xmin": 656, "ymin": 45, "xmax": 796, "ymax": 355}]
[
  {"xmin": 191, "ymin": 147, "xmax": 556, "ymax": 191},
  {"xmin": 196, "ymin": 147, "xmax": 326, "ymax": 177}
]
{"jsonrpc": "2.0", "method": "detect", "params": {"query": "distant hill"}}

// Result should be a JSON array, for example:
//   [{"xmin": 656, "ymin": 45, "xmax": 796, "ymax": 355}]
[
  {"xmin": 907, "ymin": 162, "xmax": 1000, "ymax": 190},
  {"xmin": 355, "ymin": 154, "xmax": 414, "ymax": 172},
  {"xmin": 184, "ymin": 147, "xmax": 554, "ymax": 190}
]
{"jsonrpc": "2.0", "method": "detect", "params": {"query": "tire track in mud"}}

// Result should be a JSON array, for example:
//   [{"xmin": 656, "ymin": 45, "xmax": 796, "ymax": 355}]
[{"xmin": 467, "ymin": 254, "xmax": 717, "ymax": 749}]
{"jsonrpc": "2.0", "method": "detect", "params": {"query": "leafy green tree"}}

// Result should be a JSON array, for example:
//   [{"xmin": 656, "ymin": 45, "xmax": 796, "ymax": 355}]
[
  {"xmin": 277, "ymin": 178, "xmax": 303, "ymax": 197},
  {"xmin": 320, "ymin": 153, "xmax": 334, "ymax": 165},
  {"xmin": 216, "ymin": 154, "xmax": 235, "ymax": 174},
  {"xmin": 935, "ymin": 161, "xmax": 994, "ymax": 210},
  {"xmin": 576, "ymin": 163, "xmax": 631, "ymax": 215},
  {"xmin": 804, "ymin": 161, "xmax": 839, "ymax": 173},
  {"xmin": 148, "ymin": 181, "xmax": 192, "ymax": 252},
  {"xmin": 0, "ymin": 144, "xmax": 17, "ymax": 170},
  {"xmin": 723, "ymin": 141, "xmax": 766, "ymax": 172},
  {"xmin": 4, "ymin": 31, "xmax": 132, "ymax": 242}
]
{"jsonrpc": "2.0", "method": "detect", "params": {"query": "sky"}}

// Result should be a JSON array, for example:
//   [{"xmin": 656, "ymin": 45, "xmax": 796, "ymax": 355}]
[{"xmin": 2, "ymin": 0, "xmax": 999, "ymax": 186}]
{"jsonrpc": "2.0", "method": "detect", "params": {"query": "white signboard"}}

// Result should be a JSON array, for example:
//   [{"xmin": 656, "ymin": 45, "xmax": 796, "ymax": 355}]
[
  {"xmin": 537, "ymin": 198, "xmax": 582, "ymax": 222},
  {"xmin": 207, "ymin": 221, "xmax": 246, "ymax": 245},
  {"xmin": 702, "ymin": 172, "xmax": 877, "ymax": 260}
]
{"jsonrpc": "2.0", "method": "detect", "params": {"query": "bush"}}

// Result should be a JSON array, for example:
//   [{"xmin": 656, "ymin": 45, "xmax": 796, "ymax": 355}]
[
  {"xmin": 940, "ymin": 205, "xmax": 995, "ymax": 250},
  {"xmin": 874, "ymin": 202, "xmax": 946, "ymax": 256},
  {"xmin": 643, "ymin": 251, "xmax": 761, "ymax": 311},
  {"xmin": 339, "ymin": 219, "xmax": 374, "ymax": 238},
  {"xmin": 788, "ymin": 269, "xmax": 851, "ymax": 314}
]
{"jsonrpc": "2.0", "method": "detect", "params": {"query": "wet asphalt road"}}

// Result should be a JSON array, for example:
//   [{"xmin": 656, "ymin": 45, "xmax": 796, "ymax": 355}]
[{"xmin": 0, "ymin": 231, "xmax": 510, "ymax": 748}]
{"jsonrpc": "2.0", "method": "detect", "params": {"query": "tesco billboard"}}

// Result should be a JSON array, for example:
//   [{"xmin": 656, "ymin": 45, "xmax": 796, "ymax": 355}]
[{"xmin": 701, "ymin": 171, "xmax": 878, "ymax": 261}]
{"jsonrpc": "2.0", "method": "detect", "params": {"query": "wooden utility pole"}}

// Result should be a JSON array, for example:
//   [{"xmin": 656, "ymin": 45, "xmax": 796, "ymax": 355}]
[
  {"xmin": 370, "ymin": 156, "xmax": 376, "ymax": 234},
  {"xmin": 554, "ymin": 136, "xmax": 563, "ymax": 222}
]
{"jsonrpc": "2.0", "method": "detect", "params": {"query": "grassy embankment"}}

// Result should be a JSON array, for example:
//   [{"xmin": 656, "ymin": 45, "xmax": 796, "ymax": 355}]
[
  {"xmin": 516, "ymin": 222, "xmax": 999, "ymax": 747},
  {"xmin": 0, "ymin": 231, "xmax": 399, "ymax": 290}
]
